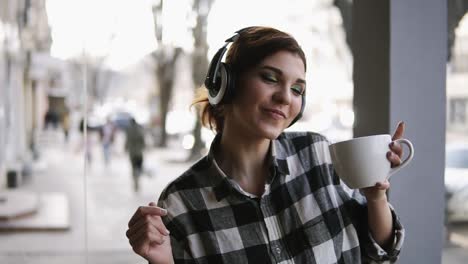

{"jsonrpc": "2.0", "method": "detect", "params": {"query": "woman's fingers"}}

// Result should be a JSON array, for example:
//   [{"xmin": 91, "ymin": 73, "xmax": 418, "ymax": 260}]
[
  {"xmin": 388, "ymin": 122, "xmax": 406, "ymax": 164},
  {"xmin": 129, "ymin": 213, "xmax": 170, "ymax": 237},
  {"xmin": 128, "ymin": 221, "xmax": 150, "ymax": 245},
  {"xmin": 147, "ymin": 202, "xmax": 170, "ymax": 234},
  {"xmin": 128, "ymin": 205, "xmax": 167, "ymax": 228},
  {"xmin": 387, "ymin": 151, "xmax": 401, "ymax": 167},
  {"xmin": 361, "ymin": 180, "xmax": 390, "ymax": 201},
  {"xmin": 129, "ymin": 227, "xmax": 166, "ymax": 257},
  {"xmin": 391, "ymin": 121, "xmax": 405, "ymax": 141},
  {"xmin": 129, "ymin": 222, "xmax": 166, "ymax": 246},
  {"xmin": 127, "ymin": 214, "xmax": 155, "ymax": 238},
  {"xmin": 126, "ymin": 202, "xmax": 171, "ymax": 257},
  {"xmin": 375, "ymin": 180, "xmax": 390, "ymax": 190},
  {"xmin": 128, "ymin": 219, "xmax": 168, "ymax": 258},
  {"xmin": 154, "ymin": 217, "xmax": 170, "ymax": 236},
  {"xmin": 389, "ymin": 141, "xmax": 403, "ymax": 157},
  {"xmin": 127, "ymin": 213, "xmax": 169, "ymax": 240}
]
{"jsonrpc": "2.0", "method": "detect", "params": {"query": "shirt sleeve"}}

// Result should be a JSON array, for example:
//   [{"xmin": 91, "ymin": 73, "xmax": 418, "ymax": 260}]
[
  {"xmin": 170, "ymin": 235, "xmax": 196, "ymax": 264},
  {"xmin": 335, "ymin": 177, "xmax": 405, "ymax": 263},
  {"xmin": 364, "ymin": 203, "xmax": 405, "ymax": 263},
  {"xmin": 158, "ymin": 195, "xmax": 196, "ymax": 264}
]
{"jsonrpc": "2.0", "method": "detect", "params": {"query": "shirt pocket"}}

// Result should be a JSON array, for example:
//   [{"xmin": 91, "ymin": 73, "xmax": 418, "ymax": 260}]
[{"xmin": 302, "ymin": 216, "xmax": 332, "ymax": 248}]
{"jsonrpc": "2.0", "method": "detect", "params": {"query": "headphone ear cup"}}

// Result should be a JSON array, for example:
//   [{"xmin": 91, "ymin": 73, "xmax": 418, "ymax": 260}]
[
  {"xmin": 207, "ymin": 63, "xmax": 229, "ymax": 105},
  {"xmin": 288, "ymin": 94, "xmax": 306, "ymax": 127},
  {"xmin": 221, "ymin": 63, "xmax": 235, "ymax": 103}
]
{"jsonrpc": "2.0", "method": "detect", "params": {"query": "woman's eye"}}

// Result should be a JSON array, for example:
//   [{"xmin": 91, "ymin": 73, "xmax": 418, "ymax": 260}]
[
  {"xmin": 261, "ymin": 73, "xmax": 277, "ymax": 83},
  {"xmin": 291, "ymin": 84, "xmax": 305, "ymax": 95}
]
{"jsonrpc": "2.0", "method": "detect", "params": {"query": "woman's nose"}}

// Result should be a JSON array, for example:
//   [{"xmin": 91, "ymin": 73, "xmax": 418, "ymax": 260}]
[{"xmin": 273, "ymin": 85, "xmax": 291, "ymax": 105}]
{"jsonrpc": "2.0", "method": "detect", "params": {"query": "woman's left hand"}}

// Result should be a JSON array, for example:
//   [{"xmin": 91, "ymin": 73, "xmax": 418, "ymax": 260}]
[{"xmin": 361, "ymin": 121, "xmax": 405, "ymax": 201}]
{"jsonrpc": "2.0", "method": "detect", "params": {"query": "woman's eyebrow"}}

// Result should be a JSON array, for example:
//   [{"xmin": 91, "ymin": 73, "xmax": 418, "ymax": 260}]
[{"xmin": 260, "ymin": 65, "xmax": 306, "ymax": 85}]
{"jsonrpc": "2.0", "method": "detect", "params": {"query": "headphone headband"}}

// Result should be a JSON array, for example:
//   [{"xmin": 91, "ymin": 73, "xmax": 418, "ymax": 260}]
[{"xmin": 204, "ymin": 28, "xmax": 250, "ymax": 91}]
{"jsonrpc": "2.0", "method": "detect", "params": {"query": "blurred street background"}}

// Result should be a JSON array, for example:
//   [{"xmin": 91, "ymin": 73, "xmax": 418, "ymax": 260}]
[
  {"xmin": 0, "ymin": 0, "xmax": 467, "ymax": 263},
  {"xmin": 0, "ymin": 129, "xmax": 190, "ymax": 264}
]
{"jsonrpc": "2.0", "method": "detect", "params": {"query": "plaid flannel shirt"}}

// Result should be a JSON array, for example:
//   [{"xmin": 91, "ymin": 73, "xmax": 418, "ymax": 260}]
[{"xmin": 158, "ymin": 132, "xmax": 404, "ymax": 263}]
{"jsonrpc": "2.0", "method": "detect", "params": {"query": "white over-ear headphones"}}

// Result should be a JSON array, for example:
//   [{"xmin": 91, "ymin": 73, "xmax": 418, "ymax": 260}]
[{"xmin": 204, "ymin": 28, "xmax": 246, "ymax": 105}]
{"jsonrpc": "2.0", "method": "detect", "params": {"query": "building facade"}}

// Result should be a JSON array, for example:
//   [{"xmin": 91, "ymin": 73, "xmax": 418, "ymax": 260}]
[{"xmin": 0, "ymin": 0, "xmax": 53, "ymax": 188}]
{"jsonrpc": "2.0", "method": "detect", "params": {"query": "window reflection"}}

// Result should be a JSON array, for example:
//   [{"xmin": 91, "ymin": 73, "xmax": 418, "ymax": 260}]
[
  {"xmin": 1, "ymin": 0, "xmax": 466, "ymax": 263},
  {"xmin": 445, "ymin": 11, "xmax": 468, "ymax": 262}
]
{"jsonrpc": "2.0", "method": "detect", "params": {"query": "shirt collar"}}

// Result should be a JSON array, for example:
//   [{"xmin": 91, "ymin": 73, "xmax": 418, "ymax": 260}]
[
  {"xmin": 206, "ymin": 134, "xmax": 231, "ymax": 201},
  {"xmin": 208, "ymin": 133, "xmax": 290, "ymax": 201},
  {"xmin": 270, "ymin": 135, "xmax": 290, "ymax": 176}
]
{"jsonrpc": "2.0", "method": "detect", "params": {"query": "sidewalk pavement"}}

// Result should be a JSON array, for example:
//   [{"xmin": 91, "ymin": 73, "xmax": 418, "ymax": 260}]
[
  {"xmin": 0, "ymin": 130, "xmax": 467, "ymax": 263},
  {"xmin": 0, "ymin": 132, "xmax": 191, "ymax": 264}
]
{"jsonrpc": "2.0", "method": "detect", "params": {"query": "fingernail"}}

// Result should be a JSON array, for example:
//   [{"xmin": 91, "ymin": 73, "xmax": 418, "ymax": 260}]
[
  {"xmin": 161, "ymin": 208, "xmax": 168, "ymax": 215},
  {"xmin": 165, "ymin": 229, "xmax": 170, "ymax": 235}
]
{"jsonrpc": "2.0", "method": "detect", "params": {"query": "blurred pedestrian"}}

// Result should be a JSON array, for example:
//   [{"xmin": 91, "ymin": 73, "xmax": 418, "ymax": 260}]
[
  {"xmin": 100, "ymin": 118, "xmax": 116, "ymax": 166},
  {"xmin": 79, "ymin": 118, "xmax": 93, "ymax": 165},
  {"xmin": 125, "ymin": 117, "xmax": 146, "ymax": 192},
  {"xmin": 44, "ymin": 109, "xmax": 59, "ymax": 130},
  {"xmin": 62, "ymin": 113, "xmax": 70, "ymax": 143}
]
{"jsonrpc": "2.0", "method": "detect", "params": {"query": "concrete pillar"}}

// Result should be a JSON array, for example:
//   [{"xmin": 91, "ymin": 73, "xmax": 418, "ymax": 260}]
[
  {"xmin": 0, "ymin": 47, "xmax": 6, "ymax": 188},
  {"xmin": 353, "ymin": 0, "xmax": 446, "ymax": 263},
  {"xmin": 3, "ymin": 54, "xmax": 29, "ymax": 187}
]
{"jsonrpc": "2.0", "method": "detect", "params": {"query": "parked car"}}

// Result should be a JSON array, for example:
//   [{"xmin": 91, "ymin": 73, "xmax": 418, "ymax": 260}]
[{"xmin": 445, "ymin": 143, "xmax": 468, "ymax": 222}]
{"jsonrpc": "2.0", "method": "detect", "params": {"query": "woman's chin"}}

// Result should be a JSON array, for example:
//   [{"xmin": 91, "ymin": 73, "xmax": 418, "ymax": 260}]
[{"xmin": 255, "ymin": 123, "xmax": 285, "ymax": 139}]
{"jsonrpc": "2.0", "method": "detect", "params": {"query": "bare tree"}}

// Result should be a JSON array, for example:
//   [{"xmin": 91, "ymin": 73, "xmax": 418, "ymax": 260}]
[
  {"xmin": 65, "ymin": 45, "xmax": 115, "ymax": 113},
  {"xmin": 188, "ymin": 0, "xmax": 214, "ymax": 161},
  {"xmin": 151, "ymin": 0, "xmax": 184, "ymax": 147},
  {"xmin": 151, "ymin": 47, "xmax": 183, "ymax": 147}
]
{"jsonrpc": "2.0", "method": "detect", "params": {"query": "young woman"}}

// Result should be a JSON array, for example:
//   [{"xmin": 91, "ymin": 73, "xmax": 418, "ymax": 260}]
[{"xmin": 126, "ymin": 26, "xmax": 405, "ymax": 264}]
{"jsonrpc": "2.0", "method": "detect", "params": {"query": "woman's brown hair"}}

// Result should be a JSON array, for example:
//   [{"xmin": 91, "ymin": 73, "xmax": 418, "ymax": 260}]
[{"xmin": 192, "ymin": 26, "xmax": 306, "ymax": 133}]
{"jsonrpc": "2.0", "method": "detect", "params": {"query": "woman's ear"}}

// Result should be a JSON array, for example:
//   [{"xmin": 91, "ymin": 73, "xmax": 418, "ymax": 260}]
[
  {"xmin": 212, "ymin": 104, "xmax": 226, "ymax": 118},
  {"xmin": 216, "ymin": 104, "xmax": 227, "ymax": 115}
]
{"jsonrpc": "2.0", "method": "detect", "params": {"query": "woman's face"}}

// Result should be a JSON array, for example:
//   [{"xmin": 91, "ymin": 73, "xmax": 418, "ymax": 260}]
[{"xmin": 225, "ymin": 50, "xmax": 306, "ymax": 140}]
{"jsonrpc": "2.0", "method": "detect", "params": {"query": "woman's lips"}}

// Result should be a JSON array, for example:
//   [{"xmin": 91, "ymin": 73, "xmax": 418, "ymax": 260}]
[{"xmin": 264, "ymin": 108, "xmax": 286, "ymax": 120}]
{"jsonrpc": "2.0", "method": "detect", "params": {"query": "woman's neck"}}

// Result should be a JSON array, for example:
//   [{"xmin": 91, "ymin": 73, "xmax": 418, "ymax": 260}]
[{"xmin": 216, "ymin": 128, "xmax": 271, "ymax": 196}]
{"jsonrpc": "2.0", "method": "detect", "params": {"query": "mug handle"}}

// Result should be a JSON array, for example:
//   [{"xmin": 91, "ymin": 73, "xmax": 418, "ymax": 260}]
[{"xmin": 387, "ymin": 138, "xmax": 414, "ymax": 178}]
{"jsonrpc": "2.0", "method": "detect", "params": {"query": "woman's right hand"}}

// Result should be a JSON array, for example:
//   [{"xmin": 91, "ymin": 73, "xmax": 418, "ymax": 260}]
[{"xmin": 126, "ymin": 202, "xmax": 173, "ymax": 264}]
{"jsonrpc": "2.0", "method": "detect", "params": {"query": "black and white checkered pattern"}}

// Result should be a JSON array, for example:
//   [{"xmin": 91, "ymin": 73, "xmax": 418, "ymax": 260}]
[{"xmin": 158, "ymin": 132, "xmax": 404, "ymax": 263}]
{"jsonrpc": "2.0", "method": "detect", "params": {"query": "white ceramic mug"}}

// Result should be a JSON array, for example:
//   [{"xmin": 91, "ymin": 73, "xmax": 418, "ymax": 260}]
[{"xmin": 329, "ymin": 134, "xmax": 414, "ymax": 189}]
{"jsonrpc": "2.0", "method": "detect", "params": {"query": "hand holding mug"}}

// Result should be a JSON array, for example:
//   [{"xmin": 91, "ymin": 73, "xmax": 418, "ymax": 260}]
[
  {"xmin": 361, "ymin": 122, "xmax": 408, "ymax": 201},
  {"xmin": 329, "ymin": 122, "xmax": 414, "ymax": 199}
]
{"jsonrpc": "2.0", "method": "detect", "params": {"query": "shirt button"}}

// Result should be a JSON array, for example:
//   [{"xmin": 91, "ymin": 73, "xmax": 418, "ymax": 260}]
[{"xmin": 275, "ymin": 247, "xmax": 281, "ymax": 254}]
